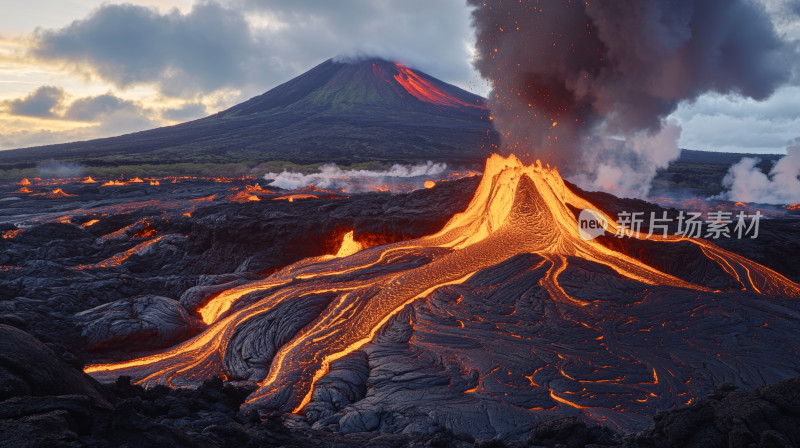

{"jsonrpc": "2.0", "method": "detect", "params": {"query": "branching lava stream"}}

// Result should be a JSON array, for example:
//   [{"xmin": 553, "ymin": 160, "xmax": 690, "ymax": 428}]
[{"xmin": 85, "ymin": 154, "xmax": 800, "ymax": 420}]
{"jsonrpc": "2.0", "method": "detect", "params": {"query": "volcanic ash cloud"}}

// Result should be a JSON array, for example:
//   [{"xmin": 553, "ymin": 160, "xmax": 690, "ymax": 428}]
[{"xmin": 468, "ymin": 0, "xmax": 794, "ymax": 198}]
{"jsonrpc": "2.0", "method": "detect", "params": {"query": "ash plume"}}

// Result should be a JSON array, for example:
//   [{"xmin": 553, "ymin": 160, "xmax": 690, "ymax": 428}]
[
  {"xmin": 468, "ymin": 0, "xmax": 794, "ymax": 197},
  {"xmin": 264, "ymin": 161, "xmax": 448, "ymax": 193},
  {"xmin": 719, "ymin": 139, "xmax": 800, "ymax": 205}
]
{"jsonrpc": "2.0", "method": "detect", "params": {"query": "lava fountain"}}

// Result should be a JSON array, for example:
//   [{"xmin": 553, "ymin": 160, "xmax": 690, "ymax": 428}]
[{"xmin": 85, "ymin": 154, "xmax": 800, "ymax": 418}]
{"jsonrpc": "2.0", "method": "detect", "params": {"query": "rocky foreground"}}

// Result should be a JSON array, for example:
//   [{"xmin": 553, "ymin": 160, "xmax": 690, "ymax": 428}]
[{"xmin": 1, "ymin": 324, "xmax": 799, "ymax": 448}]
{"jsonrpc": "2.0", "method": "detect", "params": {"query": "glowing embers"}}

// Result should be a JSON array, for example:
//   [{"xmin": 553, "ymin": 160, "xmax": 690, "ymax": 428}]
[
  {"xmin": 2, "ymin": 229, "xmax": 23, "ymax": 239},
  {"xmin": 225, "ymin": 185, "xmax": 276, "ymax": 202},
  {"xmin": 789, "ymin": 203, "xmax": 800, "ymax": 211},
  {"xmin": 45, "ymin": 188, "xmax": 76, "ymax": 198},
  {"xmin": 82, "ymin": 177, "xmax": 98, "ymax": 184},
  {"xmin": 227, "ymin": 191, "xmax": 261, "ymax": 202},
  {"xmin": 102, "ymin": 180, "xmax": 128, "ymax": 187},
  {"xmin": 245, "ymin": 184, "xmax": 272, "ymax": 194},
  {"xmin": 394, "ymin": 63, "xmax": 481, "ymax": 108},
  {"xmin": 272, "ymin": 194, "xmax": 319, "ymax": 202},
  {"xmin": 13, "ymin": 187, "xmax": 32, "ymax": 193},
  {"xmin": 19, "ymin": 178, "xmax": 31, "ymax": 186},
  {"xmin": 81, "ymin": 219, "xmax": 100, "ymax": 229},
  {"xmin": 131, "ymin": 221, "xmax": 158, "ymax": 238},
  {"xmin": 424, "ymin": 180, "xmax": 436, "ymax": 189}
]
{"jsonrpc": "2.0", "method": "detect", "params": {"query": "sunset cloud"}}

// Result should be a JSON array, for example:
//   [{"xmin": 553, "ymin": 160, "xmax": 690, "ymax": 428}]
[{"xmin": 4, "ymin": 86, "xmax": 66, "ymax": 118}]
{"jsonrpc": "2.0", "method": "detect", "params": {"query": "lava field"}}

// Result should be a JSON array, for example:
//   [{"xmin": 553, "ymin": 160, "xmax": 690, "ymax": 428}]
[{"xmin": 2, "ymin": 158, "xmax": 800, "ymax": 447}]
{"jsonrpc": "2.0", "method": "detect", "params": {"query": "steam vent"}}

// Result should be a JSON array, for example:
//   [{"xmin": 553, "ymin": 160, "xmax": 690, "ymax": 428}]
[{"xmin": 84, "ymin": 155, "xmax": 800, "ymax": 436}]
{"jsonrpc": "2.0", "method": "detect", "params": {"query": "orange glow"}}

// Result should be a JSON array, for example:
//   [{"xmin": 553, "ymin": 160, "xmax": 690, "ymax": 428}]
[
  {"xmin": 74, "ymin": 235, "xmax": 167, "ymax": 270},
  {"xmin": 788, "ymin": 203, "xmax": 800, "ymax": 211},
  {"xmin": 81, "ymin": 219, "xmax": 100, "ymax": 228},
  {"xmin": 734, "ymin": 202, "xmax": 747, "ymax": 207},
  {"xmin": 13, "ymin": 186, "xmax": 32, "ymax": 193},
  {"xmin": 19, "ymin": 178, "xmax": 31, "ymax": 186},
  {"xmin": 132, "ymin": 222, "xmax": 158, "ymax": 238},
  {"xmin": 149, "ymin": 180, "xmax": 160, "ymax": 186},
  {"xmin": 394, "ymin": 63, "xmax": 481, "ymax": 108},
  {"xmin": 2, "ymin": 229, "xmax": 23, "ymax": 239},
  {"xmin": 130, "ymin": 177, "xmax": 144, "ymax": 183},
  {"xmin": 272, "ymin": 194, "xmax": 319, "ymax": 202},
  {"xmin": 335, "ymin": 231, "xmax": 363, "ymax": 258},
  {"xmin": 102, "ymin": 180, "xmax": 128, "ymax": 187},
  {"xmin": 82, "ymin": 177, "xmax": 98, "ymax": 184},
  {"xmin": 45, "ymin": 188, "xmax": 76, "ymax": 198},
  {"xmin": 549, "ymin": 390, "xmax": 587, "ymax": 410},
  {"xmin": 227, "ymin": 191, "xmax": 261, "ymax": 202},
  {"xmin": 84, "ymin": 154, "xmax": 800, "ymax": 417},
  {"xmin": 298, "ymin": 185, "xmax": 330, "ymax": 194},
  {"xmin": 245, "ymin": 184, "xmax": 273, "ymax": 194},
  {"xmin": 424, "ymin": 180, "xmax": 436, "ymax": 189}
]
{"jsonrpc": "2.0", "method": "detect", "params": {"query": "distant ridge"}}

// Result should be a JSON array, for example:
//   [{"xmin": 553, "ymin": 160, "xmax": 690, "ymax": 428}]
[
  {"xmin": 677, "ymin": 149, "xmax": 783, "ymax": 164},
  {"xmin": 0, "ymin": 58, "xmax": 498, "ymax": 172}
]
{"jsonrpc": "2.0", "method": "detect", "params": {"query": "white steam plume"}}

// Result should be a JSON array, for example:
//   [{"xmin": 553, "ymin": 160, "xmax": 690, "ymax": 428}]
[
  {"xmin": 719, "ymin": 138, "xmax": 800, "ymax": 204},
  {"xmin": 572, "ymin": 121, "xmax": 682, "ymax": 198},
  {"xmin": 264, "ymin": 161, "xmax": 448, "ymax": 193}
]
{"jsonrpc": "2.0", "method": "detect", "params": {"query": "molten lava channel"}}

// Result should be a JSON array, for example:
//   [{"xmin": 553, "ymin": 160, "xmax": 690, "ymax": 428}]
[
  {"xmin": 85, "ymin": 154, "xmax": 800, "ymax": 417},
  {"xmin": 394, "ymin": 63, "xmax": 481, "ymax": 108}
]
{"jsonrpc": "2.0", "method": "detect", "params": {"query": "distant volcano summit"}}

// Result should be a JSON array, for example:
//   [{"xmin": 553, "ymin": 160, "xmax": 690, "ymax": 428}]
[
  {"xmin": 0, "ymin": 58, "xmax": 497, "ymax": 169},
  {"xmin": 225, "ymin": 58, "xmax": 485, "ymax": 115}
]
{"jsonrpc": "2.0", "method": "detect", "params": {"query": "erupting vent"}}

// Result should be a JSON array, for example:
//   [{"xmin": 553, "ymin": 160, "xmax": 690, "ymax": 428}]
[{"xmin": 85, "ymin": 155, "xmax": 800, "ymax": 423}]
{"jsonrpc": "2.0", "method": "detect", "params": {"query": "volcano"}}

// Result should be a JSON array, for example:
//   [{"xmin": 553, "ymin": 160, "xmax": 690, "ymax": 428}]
[
  {"xmin": 83, "ymin": 155, "xmax": 800, "ymax": 435},
  {"xmin": 0, "ymin": 58, "xmax": 496, "ymax": 170}
]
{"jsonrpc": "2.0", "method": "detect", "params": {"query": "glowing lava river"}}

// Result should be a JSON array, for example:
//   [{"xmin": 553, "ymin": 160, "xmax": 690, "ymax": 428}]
[{"xmin": 84, "ymin": 154, "xmax": 800, "ymax": 435}]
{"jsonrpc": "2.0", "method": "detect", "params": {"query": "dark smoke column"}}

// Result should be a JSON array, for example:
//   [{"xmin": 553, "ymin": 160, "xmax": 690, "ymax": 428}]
[{"xmin": 468, "ymin": 0, "xmax": 792, "ymax": 196}]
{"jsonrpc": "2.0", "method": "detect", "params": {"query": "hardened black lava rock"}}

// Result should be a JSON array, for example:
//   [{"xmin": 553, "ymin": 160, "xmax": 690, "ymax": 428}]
[{"xmin": 2, "ymin": 325, "xmax": 800, "ymax": 447}]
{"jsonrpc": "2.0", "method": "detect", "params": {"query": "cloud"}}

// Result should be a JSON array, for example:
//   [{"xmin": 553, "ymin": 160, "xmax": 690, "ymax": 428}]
[
  {"xmin": 161, "ymin": 102, "xmax": 207, "ymax": 121},
  {"xmin": 30, "ymin": 2, "xmax": 260, "ymax": 98},
  {"xmin": 237, "ymin": 0, "xmax": 476, "ymax": 85},
  {"xmin": 670, "ymin": 85, "xmax": 800, "ymax": 153},
  {"xmin": 718, "ymin": 138, "xmax": 800, "ymax": 204},
  {"xmin": 26, "ymin": 0, "xmax": 477, "ymax": 101},
  {"xmin": 0, "ymin": 88, "xmax": 162, "ymax": 149},
  {"xmin": 3, "ymin": 86, "xmax": 66, "ymax": 118},
  {"xmin": 63, "ymin": 93, "xmax": 145, "ymax": 122}
]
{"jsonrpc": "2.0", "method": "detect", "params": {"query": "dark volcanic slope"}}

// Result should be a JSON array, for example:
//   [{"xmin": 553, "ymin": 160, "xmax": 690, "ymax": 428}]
[{"xmin": 0, "ymin": 58, "xmax": 497, "ymax": 169}]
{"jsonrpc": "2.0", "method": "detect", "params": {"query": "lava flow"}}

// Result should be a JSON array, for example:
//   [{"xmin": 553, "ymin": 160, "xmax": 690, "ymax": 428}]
[
  {"xmin": 394, "ymin": 63, "xmax": 481, "ymax": 108},
  {"xmin": 45, "ymin": 188, "xmax": 76, "ymax": 198},
  {"xmin": 84, "ymin": 154, "xmax": 800, "ymax": 422}
]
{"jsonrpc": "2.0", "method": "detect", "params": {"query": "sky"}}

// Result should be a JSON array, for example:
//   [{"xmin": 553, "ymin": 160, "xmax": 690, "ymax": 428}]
[{"xmin": 0, "ymin": 0, "xmax": 798, "ymax": 154}]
